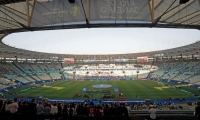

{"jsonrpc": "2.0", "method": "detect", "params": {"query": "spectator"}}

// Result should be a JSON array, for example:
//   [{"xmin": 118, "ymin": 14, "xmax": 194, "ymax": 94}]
[
  {"xmin": 36, "ymin": 102, "xmax": 44, "ymax": 115},
  {"xmin": 4, "ymin": 101, "xmax": 10, "ymax": 113},
  {"xmin": 69, "ymin": 105, "xmax": 75, "ymax": 116},
  {"xmin": 43, "ymin": 103, "xmax": 51, "ymax": 120},
  {"xmin": 94, "ymin": 105, "xmax": 103, "ymax": 116},
  {"xmin": 51, "ymin": 103, "xmax": 58, "ymax": 120},
  {"xmin": 62, "ymin": 104, "xmax": 68, "ymax": 115},
  {"xmin": 9, "ymin": 99, "xmax": 18, "ymax": 114},
  {"xmin": 103, "ymin": 104, "xmax": 110, "ymax": 116},
  {"xmin": 149, "ymin": 105, "xmax": 156, "ymax": 120},
  {"xmin": 43, "ymin": 103, "xmax": 51, "ymax": 115},
  {"xmin": 51, "ymin": 103, "xmax": 58, "ymax": 115},
  {"xmin": 109, "ymin": 104, "xmax": 115, "ymax": 116},
  {"xmin": 195, "ymin": 101, "xmax": 200, "ymax": 120},
  {"xmin": 28, "ymin": 99, "xmax": 37, "ymax": 115},
  {"xmin": 0, "ymin": 100, "xmax": 3, "ymax": 113},
  {"xmin": 87, "ymin": 102, "xmax": 95, "ymax": 117},
  {"xmin": 121, "ymin": 103, "xmax": 129, "ymax": 116},
  {"xmin": 57, "ymin": 103, "xmax": 62, "ymax": 118},
  {"xmin": 21, "ymin": 101, "xmax": 28, "ymax": 114},
  {"xmin": 76, "ymin": 104, "xmax": 82, "ymax": 116}
]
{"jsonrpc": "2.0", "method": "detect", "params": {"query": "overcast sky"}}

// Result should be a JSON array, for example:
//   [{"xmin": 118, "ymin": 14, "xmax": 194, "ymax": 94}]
[{"xmin": 2, "ymin": 28, "xmax": 200, "ymax": 55}]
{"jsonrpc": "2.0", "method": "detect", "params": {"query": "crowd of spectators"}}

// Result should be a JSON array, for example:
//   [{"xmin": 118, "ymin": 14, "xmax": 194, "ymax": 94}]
[
  {"xmin": 0, "ymin": 98, "xmax": 198, "ymax": 120},
  {"xmin": 0, "ymin": 99, "xmax": 130, "ymax": 120}
]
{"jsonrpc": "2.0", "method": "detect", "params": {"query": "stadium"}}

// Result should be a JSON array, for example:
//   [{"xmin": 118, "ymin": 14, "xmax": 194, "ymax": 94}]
[{"xmin": 0, "ymin": 0, "xmax": 200, "ymax": 120}]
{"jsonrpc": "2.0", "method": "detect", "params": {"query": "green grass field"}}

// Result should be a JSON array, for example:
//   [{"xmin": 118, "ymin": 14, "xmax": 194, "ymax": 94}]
[{"xmin": 16, "ymin": 80, "xmax": 193, "ymax": 100}]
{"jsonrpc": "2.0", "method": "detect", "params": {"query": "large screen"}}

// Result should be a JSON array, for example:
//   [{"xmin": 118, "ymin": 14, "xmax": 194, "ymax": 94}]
[
  {"xmin": 64, "ymin": 58, "xmax": 74, "ymax": 64},
  {"xmin": 137, "ymin": 56, "xmax": 148, "ymax": 63}
]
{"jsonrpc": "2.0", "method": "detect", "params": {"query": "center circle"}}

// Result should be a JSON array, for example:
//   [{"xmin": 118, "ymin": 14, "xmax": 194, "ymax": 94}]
[{"xmin": 92, "ymin": 84, "xmax": 112, "ymax": 88}]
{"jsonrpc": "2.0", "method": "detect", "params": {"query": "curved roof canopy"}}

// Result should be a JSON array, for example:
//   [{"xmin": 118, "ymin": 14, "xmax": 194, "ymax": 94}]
[{"xmin": 0, "ymin": 0, "xmax": 200, "ymax": 60}]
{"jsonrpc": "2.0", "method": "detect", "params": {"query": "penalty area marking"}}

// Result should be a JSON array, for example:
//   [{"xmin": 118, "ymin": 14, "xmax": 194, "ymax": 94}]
[
  {"xmin": 42, "ymin": 86, "xmax": 64, "ymax": 90},
  {"xmin": 154, "ymin": 86, "xmax": 169, "ymax": 90},
  {"xmin": 42, "ymin": 86, "xmax": 51, "ymax": 88}
]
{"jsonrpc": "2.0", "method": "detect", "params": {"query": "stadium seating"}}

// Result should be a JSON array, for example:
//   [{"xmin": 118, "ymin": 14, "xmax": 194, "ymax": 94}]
[
  {"xmin": 1, "ymin": 60, "xmax": 200, "ymax": 92},
  {"xmin": 150, "ymin": 60, "xmax": 200, "ymax": 85}
]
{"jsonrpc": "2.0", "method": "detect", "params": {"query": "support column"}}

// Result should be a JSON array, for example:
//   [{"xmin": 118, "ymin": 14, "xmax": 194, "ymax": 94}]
[
  {"xmin": 26, "ymin": 0, "xmax": 30, "ymax": 26},
  {"xmin": 152, "ymin": 0, "xmax": 155, "ymax": 22},
  {"xmin": 29, "ymin": 0, "xmax": 36, "ymax": 27},
  {"xmin": 87, "ymin": 0, "xmax": 90, "ymax": 21},
  {"xmin": 148, "ymin": 0, "xmax": 155, "ymax": 23}
]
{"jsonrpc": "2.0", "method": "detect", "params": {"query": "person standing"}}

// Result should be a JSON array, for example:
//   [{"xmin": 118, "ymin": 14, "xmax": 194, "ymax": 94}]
[
  {"xmin": 36, "ymin": 102, "xmax": 44, "ymax": 115},
  {"xmin": 88, "ymin": 102, "xmax": 95, "ymax": 117},
  {"xmin": 149, "ymin": 105, "xmax": 156, "ymax": 120},
  {"xmin": 36, "ymin": 102, "xmax": 44, "ymax": 120},
  {"xmin": 121, "ymin": 103, "xmax": 128, "ymax": 116},
  {"xmin": 8, "ymin": 99, "xmax": 19, "ymax": 120},
  {"xmin": 51, "ymin": 103, "xmax": 58, "ymax": 120},
  {"xmin": 9, "ymin": 99, "xmax": 18, "ymax": 114},
  {"xmin": 195, "ymin": 101, "xmax": 200, "ymax": 120},
  {"xmin": 28, "ymin": 99, "xmax": 37, "ymax": 120}
]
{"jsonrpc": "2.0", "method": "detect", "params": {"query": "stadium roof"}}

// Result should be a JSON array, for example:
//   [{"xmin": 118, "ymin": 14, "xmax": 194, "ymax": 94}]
[{"xmin": 0, "ymin": 0, "xmax": 200, "ymax": 59}]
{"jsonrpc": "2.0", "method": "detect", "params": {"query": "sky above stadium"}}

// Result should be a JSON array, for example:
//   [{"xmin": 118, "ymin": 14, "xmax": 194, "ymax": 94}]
[{"xmin": 2, "ymin": 28, "xmax": 200, "ymax": 55}]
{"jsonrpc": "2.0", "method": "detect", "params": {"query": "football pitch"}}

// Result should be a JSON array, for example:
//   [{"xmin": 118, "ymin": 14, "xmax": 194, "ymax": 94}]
[{"xmin": 17, "ymin": 80, "xmax": 192, "ymax": 100}]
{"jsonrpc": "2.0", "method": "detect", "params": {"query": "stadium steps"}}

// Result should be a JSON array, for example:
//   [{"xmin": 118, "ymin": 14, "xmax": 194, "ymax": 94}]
[
  {"xmin": 33, "ymin": 73, "xmax": 43, "ymax": 81},
  {"xmin": 28, "ymin": 64, "xmax": 43, "ymax": 80},
  {"xmin": 60, "ymin": 63, "xmax": 66, "ymax": 79},
  {"xmin": 0, "ymin": 74, "xmax": 8, "ymax": 79},
  {"xmin": 158, "ymin": 62, "xmax": 173, "ymax": 79},
  {"xmin": 47, "ymin": 72, "xmax": 54, "ymax": 80},
  {"xmin": 45, "ymin": 64, "xmax": 54, "ymax": 80},
  {"xmin": 186, "ymin": 73, "xmax": 200, "ymax": 84},
  {"xmin": 12, "ymin": 62, "xmax": 37, "ymax": 81},
  {"xmin": 159, "ymin": 61, "xmax": 183, "ymax": 79},
  {"xmin": 169, "ymin": 60, "xmax": 191, "ymax": 80},
  {"xmin": 29, "ymin": 64, "xmax": 42, "ymax": 80},
  {"xmin": 7, "ymin": 64, "xmax": 31, "ymax": 82},
  {"xmin": 146, "ymin": 60, "xmax": 155, "ymax": 78},
  {"xmin": 183, "ymin": 61, "xmax": 200, "ymax": 82},
  {"xmin": 38, "ymin": 64, "xmax": 52, "ymax": 80}
]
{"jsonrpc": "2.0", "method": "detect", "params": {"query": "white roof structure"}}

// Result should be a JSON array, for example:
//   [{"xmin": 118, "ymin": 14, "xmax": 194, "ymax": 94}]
[{"xmin": 0, "ymin": 0, "xmax": 200, "ymax": 60}]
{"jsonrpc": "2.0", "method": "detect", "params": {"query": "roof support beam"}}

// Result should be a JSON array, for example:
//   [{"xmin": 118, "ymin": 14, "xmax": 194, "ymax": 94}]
[
  {"xmin": 0, "ymin": 25, "xmax": 12, "ymax": 29},
  {"xmin": 187, "ymin": 19, "xmax": 200, "ymax": 25},
  {"xmin": 2, "ymin": 5, "xmax": 26, "ymax": 16},
  {"xmin": 179, "ymin": 12, "xmax": 200, "ymax": 24},
  {"xmin": 0, "ymin": 0, "xmax": 26, "ymax": 5},
  {"xmin": 148, "ymin": 0, "xmax": 154, "ymax": 23},
  {"xmin": 154, "ymin": 0, "xmax": 164, "ymax": 10},
  {"xmin": 162, "ymin": 0, "xmax": 196, "ymax": 22},
  {"xmin": 87, "ymin": 0, "xmax": 90, "ymax": 21},
  {"xmin": 170, "ymin": 10, "xmax": 200, "ymax": 24},
  {"xmin": 0, "ymin": 17, "xmax": 21, "ymax": 28},
  {"xmin": 29, "ymin": 0, "xmax": 36, "ymax": 27},
  {"xmin": 0, "ymin": 5, "xmax": 26, "ymax": 21},
  {"xmin": 26, "ymin": 0, "xmax": 30, "ymax": 26},
  {"xmin": 152, "ymin": 0, "xmax": 155, "ymax": 23}
]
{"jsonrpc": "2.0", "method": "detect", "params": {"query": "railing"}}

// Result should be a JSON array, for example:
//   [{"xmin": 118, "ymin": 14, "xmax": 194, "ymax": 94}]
[{"xmin": 129, "ymin": 110, "xmax": 197, "ymax": 120}]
